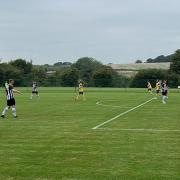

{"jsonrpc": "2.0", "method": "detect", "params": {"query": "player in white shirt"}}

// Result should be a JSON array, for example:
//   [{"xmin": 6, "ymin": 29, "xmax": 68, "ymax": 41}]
[
  {"xmin": 161, "ymin": 80, "xmax": 168, "ymax": 104},
  {"xmin": 1, "ymin": 79, "xmax": 21, "ymax": 118},
  {"xmin": 30, "ymin": 81, "xmax": 39, "ymax": 99}
]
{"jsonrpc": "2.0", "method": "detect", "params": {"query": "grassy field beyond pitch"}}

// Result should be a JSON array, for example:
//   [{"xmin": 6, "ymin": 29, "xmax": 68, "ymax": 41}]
[{"xmin": 0, "ymin": 87, "xmax": 180, "ymax": 180}]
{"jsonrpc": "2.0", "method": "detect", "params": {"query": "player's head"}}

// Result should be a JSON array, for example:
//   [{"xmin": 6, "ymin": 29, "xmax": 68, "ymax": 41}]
[
  {"xmin": 156, "ymin": 79, "xmax": 159, "ymax": 83},
  {"xmin": 79, "ymin": 79, "xmax": 84, "ymax": 84},
  {"xmin": 33, "ymin": 81, "xmax": 38, "ymax": 86},
  {"xmin": 9, "ymin": 79, "xmax": 14, "ymax": 85}
]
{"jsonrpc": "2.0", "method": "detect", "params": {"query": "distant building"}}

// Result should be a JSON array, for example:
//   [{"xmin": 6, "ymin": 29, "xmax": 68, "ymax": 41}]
[
  {"xmin": 46, "ymin": 71, "xmax": 56, "ymax": 76},
  {"xmin": 108, "ymin": 63, "xmax": 170, "ymax": 77}
]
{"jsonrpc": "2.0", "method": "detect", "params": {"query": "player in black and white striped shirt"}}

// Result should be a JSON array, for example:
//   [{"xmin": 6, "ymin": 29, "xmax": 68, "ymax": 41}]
[
  {"xmin": 30, "ymin": 81, "xmax": 39, "ymax": 99},
  {"xmin": 1, "ymin": 79, "xmax": 21, "ymax": 118},
  {"xmin": 161, "ymin": 80, "xmax": 168, "ymax": 104}
]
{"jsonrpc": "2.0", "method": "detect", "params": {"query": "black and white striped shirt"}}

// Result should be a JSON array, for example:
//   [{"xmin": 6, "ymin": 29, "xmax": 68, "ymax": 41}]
[
  {"xmin": 5, "ymin": 84, "xmax": 14, "ymax": 100},
  {"xmin": 32, "ymin": 83, "xmax": 38, "ymax": 92}
]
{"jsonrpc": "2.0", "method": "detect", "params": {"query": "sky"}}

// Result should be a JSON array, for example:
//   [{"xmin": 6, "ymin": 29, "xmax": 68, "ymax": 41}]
[{"xmin": 0, "ymin": 0, "xmax": 179, "ymax": 65}]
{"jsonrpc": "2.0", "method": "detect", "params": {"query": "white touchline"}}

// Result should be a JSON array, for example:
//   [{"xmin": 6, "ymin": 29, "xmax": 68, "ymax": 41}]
[
  {"xmin": 96, "ymin": 101, "xmax": 127, "ymax": 108},
  {"xmin": 97, "ymin": 128, "xmax": 180, "ymax": 132},
  {"xmin": 92, "ymin": 97, "xmax": 157, "ymax": 130}
]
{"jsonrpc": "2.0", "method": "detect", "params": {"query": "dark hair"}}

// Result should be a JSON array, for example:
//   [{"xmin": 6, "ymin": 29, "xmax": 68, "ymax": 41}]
[{"xmin": 9, "ymin": 79, "xmax": 14, "ymax": 83}]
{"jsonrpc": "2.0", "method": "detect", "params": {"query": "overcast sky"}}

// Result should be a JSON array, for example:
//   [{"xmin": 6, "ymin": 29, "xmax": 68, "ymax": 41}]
[{"xmin": 0, "ymin": 0, "xmax": 179, "ymax": 65}]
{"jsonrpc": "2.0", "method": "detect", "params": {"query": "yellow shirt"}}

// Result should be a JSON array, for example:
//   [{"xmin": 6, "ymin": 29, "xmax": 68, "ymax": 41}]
[
  {"xmin": 79, "ymin": 83, "xmax": 84, "ymax": 92},
  {"xmin": 156, "ymin": 83, "xmax": 160, "ymax": 90}
]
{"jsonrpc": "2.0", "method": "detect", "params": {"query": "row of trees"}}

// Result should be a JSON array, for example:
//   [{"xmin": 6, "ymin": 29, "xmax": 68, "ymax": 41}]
[
  {"xmin": 0, "ymin": 49, "xmax": 180, "ymax": 88},
  {"xmin": 146, "ymin": 54, "xmax": 172, "ymax": 63},
  {"xmin": 132, "ymin": 50, "xmax": 180, "ymax": 88},
  {"xmin": 135, "ymin": 51, "xmax": 174, "ymax": 63},
  {"xmin": 0, "ymin": 57, "xmax": 130, "ymax": 87}
]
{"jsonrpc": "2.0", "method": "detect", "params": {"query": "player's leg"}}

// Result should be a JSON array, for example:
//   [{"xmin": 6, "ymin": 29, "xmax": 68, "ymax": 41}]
[
  {"xmin": 164, "ymin": 94, "xmax": 168, "ymax": 102},
  {"xmin": 148, "ymin": 89, "xmax": 153, "ymax": 95},
  {"xmin": 36, "ymin": 91, "xmax": 40, "ymax": 98},
  {"xmin": 30, "ymin": 92, "xmax": 34, "ymax": 99},
  {"xmin": 77, "ymin": 91, "xmax": 83, "ymax": 100},
  {"xmin": 1, "ymin": 106, "xmax": 10, "ymax": 118},
  {"xmin": 162, "ymin": 96, "xmax": 166, "ymax": 104},
  {"xmin": 156, "ymin": 90, "xmax": 158, "ymax": 96},
  {"xmin": 162, "ymin": 91, "xmax": 168, "ymax": 104},
  {"xmin": 76, "ymin": 94, "xmax": 80, "ymax": 100},
  {"xmin": 82, "ymin": 93, "xmax": 86, "ymax": 101},
  {"xmin": 79, "ymin": 92, "xmax": 83, "ymax": 100},
  {"xmin": 10, "ymin": 98, "xmax": 17, "ymax": 118},
  {"xmin": 1, "ymin": 99, "xmax": 12, "ymax": 118},
  {"xmin": 11, "ymin": 105, "xmax": 17, "ymax": 118},
  {"xmin": 151, "ymin": 89, "xmax": 153, "ymax": 95}
]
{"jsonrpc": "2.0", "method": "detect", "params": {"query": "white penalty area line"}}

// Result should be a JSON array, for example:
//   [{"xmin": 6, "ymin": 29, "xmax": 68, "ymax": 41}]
[
  {"xmin": 92, "ymin": 97, "xmax": 157, "ymax": 130},
  {"xmin": 96, "ymin": 101, "xmax": 126, "ymax": 108},
  {"xmin": 96, "ymin": 128, "xmax": 180, "ymax": 132}
]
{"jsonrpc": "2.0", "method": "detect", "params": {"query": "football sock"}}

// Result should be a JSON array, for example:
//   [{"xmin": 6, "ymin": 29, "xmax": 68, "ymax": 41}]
[
  {"xmin": 2, "ymin": 106, "xmax": 9, "ymax": 116},
  {"xmin": 162, "ymin": 96, "xmax": 167, "ymax": 103},
  {"xmin": 12, "ymin": 107, "xmax": 17, "ymax": 117}
]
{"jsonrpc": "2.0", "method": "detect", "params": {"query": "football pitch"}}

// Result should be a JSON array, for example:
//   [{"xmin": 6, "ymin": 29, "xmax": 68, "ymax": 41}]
[{"xmin": 0, "ymin": 87, "xmax": 180, "ymax": 180}]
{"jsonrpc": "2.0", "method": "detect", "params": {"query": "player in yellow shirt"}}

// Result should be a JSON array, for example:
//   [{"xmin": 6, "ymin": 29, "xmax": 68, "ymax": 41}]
[
  {"xmin": 147, "ymin": 81, "xmax": 153, "ymax": 94},
  {"xmin": 76, "ymin": 80, "xmax": 86, "ymax": 101},
  {"xmin": 155, "ymin": 80, "xmax": 161, "ymax": 96}
]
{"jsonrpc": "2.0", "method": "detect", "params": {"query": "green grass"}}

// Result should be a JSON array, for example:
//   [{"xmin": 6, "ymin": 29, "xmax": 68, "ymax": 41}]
[{"xmin": 0, "ymin": 88, "xmax": 180, "ymax": 180}]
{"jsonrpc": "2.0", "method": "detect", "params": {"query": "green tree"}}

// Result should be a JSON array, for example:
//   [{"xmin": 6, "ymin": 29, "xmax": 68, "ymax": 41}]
[
  {"xmin": 166, "ymin": 72, "xmax": 180, "ymax": 88},
  {"xmin": 0, "ymin": 63, "xmax": 22, "ymax": 86},
  {"xmin": 93, "ymin": 66, "xmax": 114, "ymax": 87},
  {"xmin": 61, "ymin": 68, "xmax": 79, "ymax": 87},
  {"xmin": 131, "ymin": 69, "xmax": 167, "ymax": 88},
  {"xmin": 10, "ymin": 59, "xmax": 32, "ymax": 74},
  {"xmin": 170, "ymin": 49, "xmax": 180, "ymax": 75},
  {"xmin": 72, "ymin": 57, "xmax": 103, "ymax": 86},
  {"xmin": 135, "ymin": 60, "xmax": 143, "ymax": 63},
  {"xmin": 31, "ymin": 67, "xmax": 46, "ymax": 85},
  {"xmin": 45, "ymin": 74, "xmax": 58, "ymax": 87},
  {"xmin": 113, "ymin": 75, "xmax": 132, "ymax": 88},
  {"xmin": 146, "ymin": 55, "xmax": 172, "ymax": 63}
]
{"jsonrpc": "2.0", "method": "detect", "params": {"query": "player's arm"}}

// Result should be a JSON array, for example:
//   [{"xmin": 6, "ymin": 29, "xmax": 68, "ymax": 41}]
[{"xmin": 13, "ymin": 89, "xmax": 22, "ymax": 94}]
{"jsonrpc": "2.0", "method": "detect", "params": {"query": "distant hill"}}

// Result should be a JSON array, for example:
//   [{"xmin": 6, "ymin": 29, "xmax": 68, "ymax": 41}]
[
  {"xmin": 108, "ymin": 63, "xmax": 170, "ymax": 77},
  {"xmin": 146, "ymin": 54, "xmax": 173, "ymax": 63}
]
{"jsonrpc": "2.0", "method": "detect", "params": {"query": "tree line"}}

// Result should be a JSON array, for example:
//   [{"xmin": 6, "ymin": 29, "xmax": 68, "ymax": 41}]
[
  {"xmin": 0, "ymin": 49, "xmax": 180, "ymax": 88},
  {"xmin": 0, "ymin": 57, "xmax": 130, "ymax": 87},
  {"xmin": 135, "ymin": 52, "xmax": 174, "ymax": 63}
]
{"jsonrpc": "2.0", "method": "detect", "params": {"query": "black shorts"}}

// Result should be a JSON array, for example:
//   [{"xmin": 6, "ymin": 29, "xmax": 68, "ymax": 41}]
[
  {"xmin": 156, "ymin": 90, "xmax": 160, "ymax": 93},
  {"xmin": 7, "ymin": 98, "xmax": 16, "ymax": 106},
  {"xmin": 162, "ymin": 90, "xmax": 168, "ymax": 96},
  {"xmin": 32, "ymin": 91, "xmax": 38, "ymax": 94},
  {"xmin": 79, "ymin": 92, "xmax": 84, "ymax": 95},
  {"xmin": 148, "ymin": 88, "xmax": 152, "ymax": 91}
]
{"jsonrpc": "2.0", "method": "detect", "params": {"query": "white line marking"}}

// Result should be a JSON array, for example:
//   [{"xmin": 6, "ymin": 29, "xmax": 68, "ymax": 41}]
[
  {"xmin": 92, "ymin": 97, "xmax": 157, "ymax": 130},
  {"xmin": 96, "ymin": 101, "xmax": 126, "ymax": 108},
  {"xmin": 96, "ymin": 128, "xmax": 180, "ymax": 132}
]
